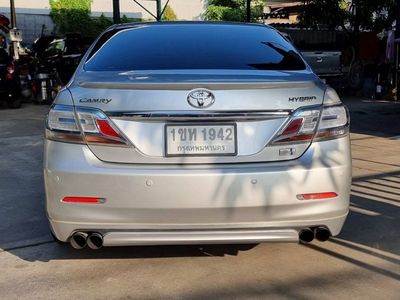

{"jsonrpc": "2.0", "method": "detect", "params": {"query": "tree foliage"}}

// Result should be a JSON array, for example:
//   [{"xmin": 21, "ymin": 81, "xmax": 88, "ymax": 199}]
[
  {"xmin": 298, "ymin": 0, "xmax": 396, "ymax": 32},
  {"xmin": 206, "ymin": 0, "xmax": 266, "ymax": 22},
  {"xmin": 49, "ymin": 0, "xmax": 93, "ymax": 34},
  {"xmin": 162, "ymin": 5, "xmax": 177, "ymax": 21},
  {"xmin": 49, "ymin": 1, "xmax": 142, "ymax": 37},
  {"xmin": 121, "ymin": 14, "xmax": 130, "ymax": 23}
]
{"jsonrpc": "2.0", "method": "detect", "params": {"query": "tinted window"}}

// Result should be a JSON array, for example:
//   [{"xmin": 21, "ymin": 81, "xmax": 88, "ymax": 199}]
[{"xmin": 85, "ymin": 24, "xmax": 306, "ymax": 71}]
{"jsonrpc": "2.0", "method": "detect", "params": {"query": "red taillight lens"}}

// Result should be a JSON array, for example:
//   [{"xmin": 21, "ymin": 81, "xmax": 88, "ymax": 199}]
[
  {"xmin": 31, "ymin": 83, "xmax": 37, "ymax": 94},
  {"xmin": 6, "ymin": 65, "xmax": 14, "ymax": 79},
  {"xmin": 62, "ymin": 197, "xmax": 105, "ymax": 203},
  {"xmin": 96, "ymin": 119, "xmax": 121, "ymax": 138},
  {"xmin": 296, "ymin": 192, "xmax": 338, "ymax": 200},
  {"xmin": 281, "ymin": 118, "xmax": 303, "ymax": 136},
  {"xmin": 6, "ymin": 65, "xmax": 14, "ymax": 73},
  {"xmin": 271, "ymin": 107, "xmax": 321, "ymax": 144}
]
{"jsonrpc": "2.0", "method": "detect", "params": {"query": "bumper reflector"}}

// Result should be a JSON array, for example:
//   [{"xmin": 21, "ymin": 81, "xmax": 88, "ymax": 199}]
[
  {"xmin": 62, "ymin": 197, "xmax": 105, "ymax": 204},
  {"xmin": 296, "ymin": 192, "xmax": 338, "ymax": 200}
]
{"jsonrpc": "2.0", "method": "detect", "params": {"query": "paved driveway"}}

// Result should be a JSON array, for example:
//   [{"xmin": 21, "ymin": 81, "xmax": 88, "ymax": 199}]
[{"xmin": 0, "ymin": 99, "xmax": 399, "ymax": 299}]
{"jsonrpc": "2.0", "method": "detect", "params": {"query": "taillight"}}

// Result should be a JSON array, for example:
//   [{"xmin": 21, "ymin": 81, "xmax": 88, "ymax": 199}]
[
  {"xmin": 6, "ymin": 64, "xmax": 14, "ymax": 79},
  {"xmin": 315, "ymin": 105, "xmax": 349, "ymax": 140},
  {"xmin": 46, "ymin": 105, "xmax": 130, "ymax": 146},
  {"xmin": 270, "ymin": 87, "xmax": 349, "ymax": 145},
  {"xmin": 315, "ymin": 87, "xmax": 349, "ymax": 141},
  {"xmin": 270, "ymin": 107, "xmax": 321, "ymax": 144}
]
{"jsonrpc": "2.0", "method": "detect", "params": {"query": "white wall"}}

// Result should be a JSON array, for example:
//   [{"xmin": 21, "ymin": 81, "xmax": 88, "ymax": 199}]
[
  {"xmin": 0, "ymin": 0, "xmax": 50, "ymax": 15},
  {"xmin": 0, "ymin": 0, "xmax": 205, "ymax": 44},
  {"xmin": 170, "ymin": 0, "xmax": 205, "ymax": 20},
  {"xmin": 0, "ymin": 0, "xmax": 53, "ymax": 44},
  {"xmin": 91, "ymin": 0, "xmax": 205, "ymax": 21},
  {"xmin": 0, "ymin": 0, "xmax": 205, "ymax": 20}
]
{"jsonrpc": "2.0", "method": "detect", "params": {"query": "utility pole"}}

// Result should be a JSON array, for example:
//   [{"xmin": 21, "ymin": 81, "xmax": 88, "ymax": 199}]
[
  {"xmin": 396, "ymin": 0, "xmax": 400, "ymax": 40},
  {"xmin": 9, "ymin": 0, "xmax": 16, "ymax": 28},
  {"xmin": 156, "ymin": 0, "xmax": 162, "ymax": 21},
  {"xmin": 246, "ymin": 0, "xmax": 251, "ymax": 23},
  {"xmin": 132, "ymin": 0, "xmax": 167, "ymax": 22},
  {"xmin": 246, "ymin": 0, "xmax": 251, "ymax": 22},
  {"xmin": 395, "ymin": 0, "xmax": 400, "ymax": 101},
  {"xmin": 113, "ymin": 0, "xmax": 121, "ymax": 23},
  {"xmin": 9, "ymin": 0, "xmax": 20, "ymax": 60}
]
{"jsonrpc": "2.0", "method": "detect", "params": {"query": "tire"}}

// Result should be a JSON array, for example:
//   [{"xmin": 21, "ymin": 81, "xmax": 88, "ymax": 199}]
[{"xmin": 7, "ymin": 98, "xmax": 21, "ymax": 109}]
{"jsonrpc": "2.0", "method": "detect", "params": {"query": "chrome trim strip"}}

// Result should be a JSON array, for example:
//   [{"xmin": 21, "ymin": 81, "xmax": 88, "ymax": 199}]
[
  {"xmin": 79, "ymin": 81, "xmax": 316, "ymax": 91},
  {"xmin": 107, "ymin": 110, "xmax": 292, "ymax": 121}
]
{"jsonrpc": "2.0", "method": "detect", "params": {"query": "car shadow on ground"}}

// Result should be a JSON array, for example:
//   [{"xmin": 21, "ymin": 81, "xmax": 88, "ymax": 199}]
[
  {"xmin": 304, "ymin": 170, "xmax": 400, "ymax": 281},
  {"xmin": 4, "ymin": 242, "xmax": 259, "ymax": 261}
]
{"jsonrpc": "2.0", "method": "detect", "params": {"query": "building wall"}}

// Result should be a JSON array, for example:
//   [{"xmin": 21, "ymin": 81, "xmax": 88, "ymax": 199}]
[
  {"xmin": 0, "ymin": 0, "xmax": 205, "ymax": 20},
  {"xmin": 0, "ymin": 0, "xmax": 50, "ymax": 15},
  {"xmin": 0, "ymin": 12, "xmax": 54, "ymax": 45},
  {"xmin": 0, "ymin": 0, "xmax": 205, "ymax": 44},
  {"xmin": 91, "ymin": 0, "xmax": 205, "ymax": 21}
]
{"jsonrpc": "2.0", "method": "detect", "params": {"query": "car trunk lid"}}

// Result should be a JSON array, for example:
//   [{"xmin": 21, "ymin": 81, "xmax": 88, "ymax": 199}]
[{"xmin": 69, "ymin": 70, "xmax": 325, "ymax": 164}]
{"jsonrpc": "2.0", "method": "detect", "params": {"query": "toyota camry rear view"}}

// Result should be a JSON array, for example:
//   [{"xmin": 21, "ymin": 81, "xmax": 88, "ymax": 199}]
[{"xmin": 44, "ymin": 22, "xmax": 351, "ymax": 249}]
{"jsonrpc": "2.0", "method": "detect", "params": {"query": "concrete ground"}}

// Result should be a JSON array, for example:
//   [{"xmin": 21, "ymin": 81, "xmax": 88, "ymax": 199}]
[{"xmin": 0, "ymin": 98, "xmax": 399, "ymax": 299}]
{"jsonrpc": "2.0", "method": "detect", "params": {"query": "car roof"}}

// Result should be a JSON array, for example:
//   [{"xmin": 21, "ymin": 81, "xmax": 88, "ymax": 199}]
[{"xmin": 111, "ymin": 21, "xmax": 274, "ymax": 31}]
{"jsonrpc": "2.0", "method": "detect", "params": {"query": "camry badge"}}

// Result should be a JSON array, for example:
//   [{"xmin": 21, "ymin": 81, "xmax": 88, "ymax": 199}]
[{"xmin": 187, "ymin": 89, "xmax": 215, "ymax": 108}]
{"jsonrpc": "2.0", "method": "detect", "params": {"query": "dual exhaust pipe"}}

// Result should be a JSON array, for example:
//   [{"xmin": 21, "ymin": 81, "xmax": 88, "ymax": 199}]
[
  {"xmin": 70, "ymin": 232, "xmax": 103, "ymax": 250},
  {"xmin": 299, "ymin": 227, "xmax": 331, "ymax": 243}
]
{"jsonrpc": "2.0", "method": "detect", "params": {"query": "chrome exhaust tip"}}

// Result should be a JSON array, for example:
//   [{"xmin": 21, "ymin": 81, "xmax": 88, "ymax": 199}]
[
  {"xmin": 87, "ymin": 232, "xmax": 104, "ymax": 250},
  {"xmin": 299, "ymin": 228, "xmax": 314, "ymax": 243},
  {"xmin": 70, "ymin": 232, "xmax": 88, "ymax": 249},
  {"xmin": 314, "ymin": 227, "xmax": 331, "ymax": 242}
]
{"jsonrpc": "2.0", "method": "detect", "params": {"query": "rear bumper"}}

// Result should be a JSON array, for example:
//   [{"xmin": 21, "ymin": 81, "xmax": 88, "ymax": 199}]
[
  {"xmin": 49, "ymin": 216, "xmax": 348, "ymax": 245},
  {"xmin": 44, "ymin": 137, "xmax": 352, "ymax": 244}
]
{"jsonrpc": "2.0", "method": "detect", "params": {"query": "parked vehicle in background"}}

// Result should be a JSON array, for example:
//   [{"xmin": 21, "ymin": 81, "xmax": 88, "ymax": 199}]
[
  {"xmin": 0, "ymin": 48, "xmax": 20, "ymax": 108},
  {"xmin": 41, "ymin": 34, "xmax": 84, "ymax": 84},
  {"xmin": 31, "ymin": 34, "xmax": 93, "ymax": 103},
  {"xmin": 278, "ymin": 28, "xmax": 345, "ymax": 80},
  {"xmin": 301, "ymin": 50, "xmax": 342, "ymax": 78},
  {"xmin": 45, "ymin": 22, "xmax": 351, "ymax": 249},
  {"xmin": 32, "ymin": 35, "xmax": 60, "ymax": 59}
]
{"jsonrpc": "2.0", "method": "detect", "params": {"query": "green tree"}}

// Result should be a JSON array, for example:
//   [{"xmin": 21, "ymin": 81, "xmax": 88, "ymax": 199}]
[
  {"xmin": 298, "ymin": 0, "xmax": 396, "ymax": 32},
  {"xmin": 93, "ymin": 13, "xmax": 113, "ymax": 33},
  {"xmin": 121, "ymin": 14, "xmax": 130, "ymax": 23},
  {"xmin": 49, "ymin": 0, "xmax": 93, "ymax": 34},
  {"xmin": 206, "ymin": 0, "xmax": 266, "ymax": 22},
  {"xmin": 162, "ymin": 5, "xmax": 177, "ymax": 21}
]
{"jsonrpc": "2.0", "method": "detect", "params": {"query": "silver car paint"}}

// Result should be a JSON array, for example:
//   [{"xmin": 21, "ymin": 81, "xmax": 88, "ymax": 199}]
[
  {"xmin": 45, "ymin": 23, "xmax": 351, "ymax": 245},
  {"xmin": 67, "ymin": 72, "xmax": 325, "ymax": 164}
]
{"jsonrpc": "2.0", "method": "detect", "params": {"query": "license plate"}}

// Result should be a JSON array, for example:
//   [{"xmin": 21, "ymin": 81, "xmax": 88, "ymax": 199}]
[{"xmin": 165, "ymin": 124, "xmax": 237, "ymax": 156}]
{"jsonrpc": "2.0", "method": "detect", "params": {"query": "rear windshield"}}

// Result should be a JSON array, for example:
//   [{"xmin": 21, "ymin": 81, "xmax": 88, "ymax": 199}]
[{"xmin": 85, "ymin": 24, "xmax": 306, "ymax": 71}]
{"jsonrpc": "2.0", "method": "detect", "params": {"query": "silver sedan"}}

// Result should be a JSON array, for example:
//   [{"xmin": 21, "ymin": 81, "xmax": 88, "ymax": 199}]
[{"xmin": 44, "ymin": 22, "xmax": 351, "ymax": 249}]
